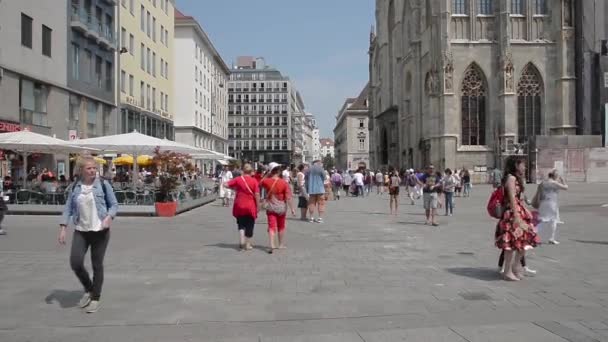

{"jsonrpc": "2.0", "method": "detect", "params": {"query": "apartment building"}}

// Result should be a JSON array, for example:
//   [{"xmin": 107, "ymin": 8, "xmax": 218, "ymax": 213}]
[
  {"xmin": 118, "ymin": 0, "xmax": 174, "ymax": 139},
  {"xmin": 228, "ymin": 57, "xmax": 305, "ymax": 164},
  {"xmin": 319, "ymin": 138, "xmax": 335, "ymax": 158},
  {"xmin": 173, "ymin": 9, "xmax": 229, "ymax": 170},
  {"xmin": 334, "ymin": 84, "xmax": 370, "ymax": 170}
]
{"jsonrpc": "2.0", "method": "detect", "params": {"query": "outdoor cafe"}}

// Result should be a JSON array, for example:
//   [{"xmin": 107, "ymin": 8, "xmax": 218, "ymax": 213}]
[{"xmin": 0, "ymin": 130, "xmax": 228, "ymax": 216}]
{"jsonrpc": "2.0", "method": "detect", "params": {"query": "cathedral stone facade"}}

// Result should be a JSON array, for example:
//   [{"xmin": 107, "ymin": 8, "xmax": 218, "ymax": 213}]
[{"xmin": 369, "ymin": 0, "xmax": 577, "ymax": 177}]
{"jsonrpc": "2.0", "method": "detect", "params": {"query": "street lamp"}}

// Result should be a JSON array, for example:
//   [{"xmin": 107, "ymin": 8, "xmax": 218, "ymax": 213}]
[{"xmin": 210, "ymin": 82, "xmax": 224, "ymax": 153}]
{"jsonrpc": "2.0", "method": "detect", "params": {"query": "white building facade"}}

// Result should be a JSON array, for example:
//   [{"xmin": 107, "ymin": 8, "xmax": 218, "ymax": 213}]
[
  {"xmin": 312, "ymin": 128, "xmax": 321, "ymax": 161},
  {"xmin": 319, "ymin": 138, "xmax": 335, "ymax": 158},
  {"xmin": 173, "ymin": 10, "xmax": 229, "ymax": 172},
  {"xmin": 334, "ymin": 84, "xmax": 370, "ymax": 170}
]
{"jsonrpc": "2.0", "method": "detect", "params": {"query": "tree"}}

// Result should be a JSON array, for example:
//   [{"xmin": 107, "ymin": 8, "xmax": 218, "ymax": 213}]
[{"xmin": 322, "ymin": 153, "xmax": 335, "ymax": 170}]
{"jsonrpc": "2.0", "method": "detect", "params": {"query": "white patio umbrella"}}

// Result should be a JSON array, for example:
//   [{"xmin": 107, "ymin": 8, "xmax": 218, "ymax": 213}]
[
  {"xmin": 0, "ymin": 130, "xmax": 98, "ymax": 186},
  {"xmin": 71, "ymin": 131, "xmax": 210, "ymax": 183}
]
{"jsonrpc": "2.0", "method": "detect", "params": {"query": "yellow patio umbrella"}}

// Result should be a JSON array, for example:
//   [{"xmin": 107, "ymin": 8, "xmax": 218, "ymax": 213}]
[
  {"xmin": 112, "ymin": 155, "xmax": 154, "ymax": 167},
  {"xmin": 70, "ymin": 156, "xmax": 107, "ymax": 165}
]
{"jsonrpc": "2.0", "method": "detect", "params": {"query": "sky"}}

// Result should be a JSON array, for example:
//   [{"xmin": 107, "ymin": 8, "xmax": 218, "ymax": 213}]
[{"xmin": 176, "ymin": 0, "xmax": 375, "ymax": 138}]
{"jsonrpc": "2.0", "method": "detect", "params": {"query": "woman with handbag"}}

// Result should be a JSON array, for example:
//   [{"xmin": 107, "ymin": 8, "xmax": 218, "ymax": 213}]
[
  {"xmin": 260, "ymin": 162, "xmax": 295, "ymax": 254},
  {"xmin": 226, "ymin": 164, "xmax": 261, "ymax": 251},
  {"xmin": 495, "ymin": 156, "xmax": 540, "ymax": 281}
]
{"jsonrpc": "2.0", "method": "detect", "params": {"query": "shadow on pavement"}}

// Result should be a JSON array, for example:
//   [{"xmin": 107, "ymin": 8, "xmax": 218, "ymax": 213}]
[
  {"xmin": 397, "ymin": 221, "xmax": 429, "ymax": 226},
  {"xmin": 445, "ymin": 267, "xmax": 502, "ymax": 281},
  {"xmin": 44, "ymin": 290, "xmax": 83, "ymax": 308},
  {"xmin": 571, "ymin": 239, "xmax": 608, "ymax": 245}
]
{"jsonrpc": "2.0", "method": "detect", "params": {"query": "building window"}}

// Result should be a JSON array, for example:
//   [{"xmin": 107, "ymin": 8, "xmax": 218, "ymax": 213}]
[
  {"xmin": 102, "ymin": 105, "xmax": 111, "ymax": 135},
  {"xmin": 121, "ymin": 27, "xmax": 127, "ymax": 48},
  {"xmin": 105, "ymin": 61, "xmax": 112, "ymax": 91},
  {"xmin": 129, "ymin": 0, "xmax": 134, "ymax": 14},
  {"xmin": 21, "ymin": 13, "xmax": 33, "ymax": 49},
  {"xmin": 152, "ymin": 87, "xmax": 156, "ymax": 110},
  {"xmin": 87, "ymin": 101, "xmax": 97, "ymax": 136},
  {"xmin": 129, "ymin": 34, "xmax": 134, "ymax": 55},
  {"xmin": 140, "ymin": 5, "xmax": 145, "ymax": 31},
  {"xmin": 461, "ymin": 64, "xmax": 487, "ymax": 146},
  {"xmin": 146, "ymin": 85, "xmax": 151, "ymax": 110},
  {"xmin": 71, "ymin": 43, "xmax": 80, "ymax": 79},
  {"xmin": 160, "ymin": 25, "xmax": 164, "ymax": 44},
  {"xmin": 129, "ymin": 74, "xmax": 134, "ymax": 96},
  {"xmin": 95, "ymin": 56, "xmax": 103, "ymax": 88},
  {"xmin": 534, "ymin": 0, "xmax": 546, "ymax": 14},
  {"xmin": 478, "ymin": 0, "xmax": 492, "ymax": 15},
  {"xmin": 42, "ymin": 25, "xmax": 52, "ymax": 57},
  {"xmin": 511, "ymin": 0, "xmax": 524, "ymax": 14},
  {"xmin": 359, "ymin": 138, "xmax": 366, "ymax": 150},
  {"xmin": 452, "ymin": 0, "xmax": 468, "ymax": 14},
  {"xmin": 359, "ymin": 119, "xmax": 364, "ymax": 128},
  {"xmin": 563, "ymin": 0, "xmax": 573, "ymax": 26},
  {"xmin": 140, "ymin": 43, "xmax": 145, "ymax": 70},
  {"xmin": 84, "ymin": 49, "xmax": 92, "ymax": 82},
  {"xmin": 164, "ymin": 0, "xmax": 168, "ymax": 14},
  {"xmin": 69, "ymin": 95, "xmax": 80, "ymax": 128},
  {"xmin": 140, "ymin": 81, "xmax": 144, "ymax": 107},
  {"xmin": 152, "ymin": 17, "xmax": 156, "ymax": 41},
  {"xmin": 146, "ymin": 48, "xmax": 151, "ymax": 74},
  {"xmin": 120, "ymin": 70, "xmax": 126, "ymax": 93},
  {"xmin": 20, "ymin": 79, "xmax": 48, "ymax": 127},
  {"xmin": 517, "ymin": 64, "xmax": 543, "ymax": 143},
  {"xmin": 146, "ymin": 12, "xmax": 151, "ymax": 37},
  {"xmin": 152, "ymin": 52, "xmax": 156, "ymax": 76}
]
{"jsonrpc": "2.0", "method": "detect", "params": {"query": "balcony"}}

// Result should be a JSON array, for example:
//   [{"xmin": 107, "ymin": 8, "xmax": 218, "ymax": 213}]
[
  {"xmin": 243, "ymin": 88, "xmax": 249, "ymax": 92},
  {"xmin": 266, "ymin": 111, "xmax": 272, "ymax": 114},
  {"xmin": 99, "ymin": 26, "xmax": 116, "ymax": 50},
  {"xmin": 85, "ymin": 16, "xmax": 102, "ymax": 41},
  {"xmin": 281, "ymin": 110, "xmax": 288, "ymax": 114},
  {"xmin": 70, "ymin": 7, "xmax": 89, "ymax": 33},
  {"xmin": 258, "ymin": 111, "xmax": 264, "ymax": 114}
]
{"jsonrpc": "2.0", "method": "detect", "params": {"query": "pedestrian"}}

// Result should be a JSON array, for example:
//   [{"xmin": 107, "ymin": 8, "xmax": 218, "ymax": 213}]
[
  {"xmin": 0, "ymin": 190, "xmax": 7, "ymax": 236},
  {"xmin": 296, "ymin": 164, "xmax": 309, "ymax": 220},
  {"xmin": 375, "ymin": 170, "xmax": 384, "ymax": 195},
  {"xmin": 495, "ymin": 156, "xmax": 540, "ymax": 281},
  {"xmin": 305, "ymin": 160, "xmax": 326, "ymax": 223},
  {"xmin": 537, "ymin": 169, "xmax": 568, "ymax": 245},
  {"xmin": 442, "ymin": 169, "xmax": 457, "ymax": 216},
  {"xmin": 331, "ymin": 170, "xmax": 343, "ymax": 200},
  {"xmin": 406, "ymin": 169, "xmax": 418, "ymax": 205},
  {"xmin": 462, "ymin": 169, "xmax": 472, "ymax": 197},
  {"xmin": 226, "ymin": 164, "xmax": 261, "ymax": 251},
  {"xmin": 219, "ymin": 166, "xmax": 233, "ymax": 207},
  {"xmin": 418, "ymin": 165, "xmax": 442, "ymax": 226},
  {"xmin": 454, "ymin": 170, "xmax": 462, "ymax": 197},
  {"xmin": 389, "ymin": 171, "xmax": 401, "ymax": 215},
  {"xmin": 343, "ymin": 171, "xmax": 353, "ymax": 197},
  {"xmin": 364, "ymin": 171, "xmax": 373, "ymax": 196},
  {"xmin": 58, "ymin": 156, "xmax": 118, "ymax": 313},
  {"xmin": 492, "ymin": 167, "xmax": 503, "ymax": 188},
  {"xmin": 435, "ymin": 171, "xmax": 444, "ymax": 209},
  {"xmin": 260, "ymin": 162, "xmax": 295, "ymax": 253},
  {"xmin": 353, "ymin": 168, "xmax": 365, "ymax": 197}
]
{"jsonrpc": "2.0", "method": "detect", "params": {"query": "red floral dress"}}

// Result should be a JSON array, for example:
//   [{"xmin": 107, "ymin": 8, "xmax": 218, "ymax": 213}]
[{"xmin": 495, "ymin": 180, "xmax": 540, "ymax": 251}]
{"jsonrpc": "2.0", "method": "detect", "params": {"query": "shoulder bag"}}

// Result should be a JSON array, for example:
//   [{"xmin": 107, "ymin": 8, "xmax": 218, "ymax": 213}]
[{"xmin": 262, "ymin": 179, "xmax": 287, "ymax": 215}]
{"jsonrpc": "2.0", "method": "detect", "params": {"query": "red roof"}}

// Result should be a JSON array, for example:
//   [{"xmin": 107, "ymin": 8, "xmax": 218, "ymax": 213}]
[{"xmin": 174, "ymin": 8, "xmax": 193, "ymax": 19}]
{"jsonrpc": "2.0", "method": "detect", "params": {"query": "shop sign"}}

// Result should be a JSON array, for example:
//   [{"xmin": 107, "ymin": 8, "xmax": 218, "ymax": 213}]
[{"xmin": 0, "ymin": 121, "xmax": 21, "ymax": 132}]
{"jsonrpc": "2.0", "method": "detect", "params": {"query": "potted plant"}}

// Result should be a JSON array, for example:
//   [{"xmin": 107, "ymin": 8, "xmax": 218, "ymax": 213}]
[{"xmin": 151, "ymin": 147, "xmax": 194, "ymax": 217}]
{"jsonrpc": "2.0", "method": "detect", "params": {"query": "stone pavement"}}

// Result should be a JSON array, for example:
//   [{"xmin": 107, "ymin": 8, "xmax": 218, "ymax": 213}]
[{"xmin": 1, "ymin": 184, "xmax": 608, "ymax": 341}]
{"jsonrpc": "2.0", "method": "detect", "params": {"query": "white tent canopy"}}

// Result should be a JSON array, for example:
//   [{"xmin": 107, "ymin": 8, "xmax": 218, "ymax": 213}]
[
  {"xmin": 0, "ymin": 130, "xmax": 98, "ymax": 186},
  {"xmin": 71, "ymin": 131, "xmax": 215, "ymax": 183}
]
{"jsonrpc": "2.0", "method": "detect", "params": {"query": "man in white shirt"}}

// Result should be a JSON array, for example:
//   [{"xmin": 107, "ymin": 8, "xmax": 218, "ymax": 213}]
[
  {"xmin": 219, "ymin": 166, "xmax": 233, "ymax": 206},
  {"xmin": 375, "ymin": 171, "xmax": 384, "ymax": 195},
  {"xmin": 353, "ymin": 168, "xmax": 365, "ymax": 197},
  {"xmin": 281, "ymin": 166, "xmax": 291, "ymax": 184}
]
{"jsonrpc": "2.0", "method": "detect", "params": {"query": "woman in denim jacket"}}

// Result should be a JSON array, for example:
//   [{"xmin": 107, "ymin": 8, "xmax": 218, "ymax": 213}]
[{"xmin": 58, "ymin": 156, "xmax": 118, "ymax": 313}]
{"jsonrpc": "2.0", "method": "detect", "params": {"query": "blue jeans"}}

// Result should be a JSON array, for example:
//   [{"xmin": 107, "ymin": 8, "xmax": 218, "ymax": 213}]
[
  {"xmin": 444, "ymin": 192, "xmax": 454, "ymax": 215},
  {"xmin": 463, "ymin": 183, "xmax": 472, "ymax": 197},
  {"xmin": 356, "ymin": 185, "xmax": 364, "ymax": 197}
]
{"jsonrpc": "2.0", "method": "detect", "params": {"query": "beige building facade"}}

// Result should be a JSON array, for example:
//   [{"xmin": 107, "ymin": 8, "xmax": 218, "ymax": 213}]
[
  {"xmin": 369, "ymin": 0, "xmax": 579, "ymax": 180},
  {"xmin": 334, "ymin": 84, "xmax": 370, "ymax": 170}
]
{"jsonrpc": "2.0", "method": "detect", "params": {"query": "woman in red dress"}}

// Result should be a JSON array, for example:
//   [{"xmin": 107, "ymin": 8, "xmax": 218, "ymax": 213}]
[
  {"xmin": 495, "ymin": 156, "xmax": 540, "ymax": 281},
  {"xmin": 226, "ymin": 164, "xmax": 261, "ymax": 251},
  {"xmin": 260, "ymin": 162, "xmax": 295, "ymax": 253}
]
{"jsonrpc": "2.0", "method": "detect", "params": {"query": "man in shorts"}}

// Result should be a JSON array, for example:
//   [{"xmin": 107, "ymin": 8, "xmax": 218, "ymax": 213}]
[
  {"xmin": 305, "ymin": 160, "xmax": 326, "ymax": 223},
  {"xmin": 418, "ymin": 165, "xmax": 442, "ymax": 226}
]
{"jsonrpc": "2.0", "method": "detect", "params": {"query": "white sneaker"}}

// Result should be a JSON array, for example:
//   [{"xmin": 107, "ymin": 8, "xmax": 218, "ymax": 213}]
[
  {"xmin": 0, "ymin": 229, "xmax": 6, "ymax": 235},
  {"xmin": 315, "ymin": 218, "xmax": 324, "ymax": 224},
  {"xmin": 85, "ymin": 300, "xmax": 100, "ymax": 313},
  {"xmin": 308, "ymin": 218, "xmax": 315, "ymax": 223},
  {"xmin": 524, "ymin": 266, "xmax": 537, "ymax": 276},
  {"xmin": 78, "ymin": 292, "xmax": 91, "ymax": 308},
  {"xmin": 498, "ymin": 266, "xmax": 505, "ymax": 274},
  {"xmin": 548, "ymin": 240, "xmax": 560, "ymax": 245}
]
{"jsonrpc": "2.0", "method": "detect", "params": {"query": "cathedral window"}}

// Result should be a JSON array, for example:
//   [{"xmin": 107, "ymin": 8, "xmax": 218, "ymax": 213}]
[
  {"xmin": 478, "ymin": 0, "xmax": 492, "ymax": 15},
  {"xmin": 511, "ymin": 0, "xmax": 524, "ymax": 15},
  {"xmin": 452, "ymin": 0, "xmax": 468, "ymax": 15},
  {"xmin": 461, "ymin": 65, "xmax": 487, "ymax": 146},
  {"xmin": 517, "ymin": 64, "xmax": 543, "ymax": 143},
  {"xmin": 534, "ymin": 0, "xmax": 546, "ymax": 14}
]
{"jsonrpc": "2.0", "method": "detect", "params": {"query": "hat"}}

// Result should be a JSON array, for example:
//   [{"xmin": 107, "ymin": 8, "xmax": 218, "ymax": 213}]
[{"xmin": 268, "ymin": 162, "xmax": 281, "ymax": 171}]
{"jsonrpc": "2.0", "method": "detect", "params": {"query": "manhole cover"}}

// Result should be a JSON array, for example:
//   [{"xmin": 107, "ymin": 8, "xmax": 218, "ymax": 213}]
[{"xmin": 459, "ymin": 292, "xmax": 492, "ymax": 301}]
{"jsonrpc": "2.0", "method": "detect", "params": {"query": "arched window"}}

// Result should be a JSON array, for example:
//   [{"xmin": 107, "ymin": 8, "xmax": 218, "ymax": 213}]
[
  {"xmin": 461, "ymin": 64, "xmax": 487, "ymax": 145},
  {"xmin": 517, "ymin": 64, "xmax": 543, "ymax": 143}
]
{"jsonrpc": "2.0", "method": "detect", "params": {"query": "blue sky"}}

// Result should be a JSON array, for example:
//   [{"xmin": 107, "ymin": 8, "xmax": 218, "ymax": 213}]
[{"xmin": 176, "ymin": 0, "xmax": 374, "ymax": 137}]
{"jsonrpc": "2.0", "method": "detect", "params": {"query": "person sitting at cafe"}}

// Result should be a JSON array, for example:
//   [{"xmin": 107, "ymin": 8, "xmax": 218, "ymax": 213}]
[
  {"xmin": 3, "ymin": 176, "xmax": 14, "ymax": 191},
  {"xmin": 41, "ymin": 177, "xmax": 59, "ymax": 193},
  {"xmin": 58, "ymin": 175, "xmax": 68, "ymax": 186}
]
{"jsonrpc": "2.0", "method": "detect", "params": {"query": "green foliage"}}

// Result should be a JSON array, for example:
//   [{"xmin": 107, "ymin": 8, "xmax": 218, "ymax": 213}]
[{"xmin": 322, "ymin": 153, "xmax": 335, "ymax": 170}]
